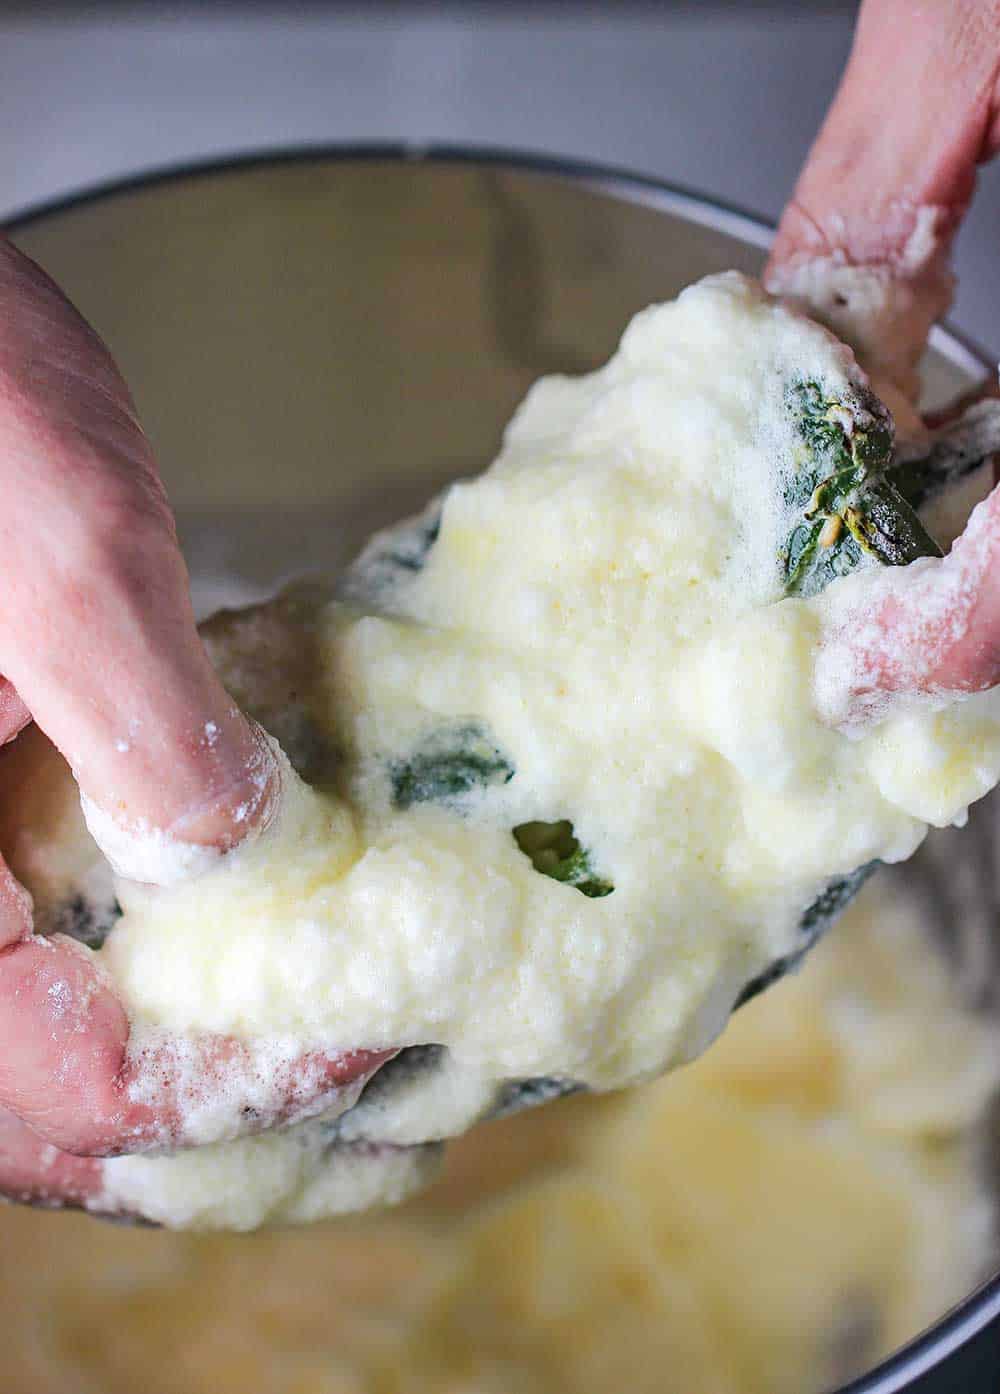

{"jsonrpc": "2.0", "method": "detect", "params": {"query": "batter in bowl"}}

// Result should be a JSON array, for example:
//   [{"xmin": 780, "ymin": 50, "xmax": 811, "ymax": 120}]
[{"xmin": 0, "ymin": 874, "xmax": 996, "ymax": 1393}]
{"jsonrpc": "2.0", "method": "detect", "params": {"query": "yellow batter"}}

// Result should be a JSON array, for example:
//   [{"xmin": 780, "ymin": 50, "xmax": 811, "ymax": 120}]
[{"xmin": 1, "ymin": 876, "xmax": 996, "ymax": 1394}]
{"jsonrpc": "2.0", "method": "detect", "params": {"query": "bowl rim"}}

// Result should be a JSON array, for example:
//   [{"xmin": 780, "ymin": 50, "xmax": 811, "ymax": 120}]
[
  {"xmin": 5, "ymin": 140, "xmax": 999, "ymax": 1393},
  {"xmin": 6, "ymin": 140, "xmax": 995, "ymax": 388}
]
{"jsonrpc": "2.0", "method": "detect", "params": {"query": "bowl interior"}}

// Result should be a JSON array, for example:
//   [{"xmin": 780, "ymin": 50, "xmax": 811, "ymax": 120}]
[{"xmin": 12, "ymin": 154, "xmax": 985, "ymax": 605}]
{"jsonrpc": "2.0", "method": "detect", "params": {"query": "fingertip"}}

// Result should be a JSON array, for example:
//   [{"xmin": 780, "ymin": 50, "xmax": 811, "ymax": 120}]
[
  {"xmin": 80, "ymin": 713, "xmax": 282, "ymax": 888},
  {"xmin": 0, "ymin": 854, "xmax": 32, "ymax": 949},
  {"xmin": 0, "ymin": 933, "xmax": 131, "ymax": 1155},
  {"xmin": 818, "ymin": 483, "xmax": 1000, "ymax": 725},
  {"xmin": 0, "ymin": 677, "xmax": 30, "ymax": 746},
  {"xmin": 0, "ymin": 1106, "xmax": 104, "ymax": 1208},
  {"xmin": 166, "ymin": 715, "xmax": 283, "ymax": 856},
  {"xmin": 289, "ymin": 1047, "xmax": 396, "ymax": 1125},
  {"xmin": 112, "ymin": 1037, "xmax": 393, "ymax": 1154}
]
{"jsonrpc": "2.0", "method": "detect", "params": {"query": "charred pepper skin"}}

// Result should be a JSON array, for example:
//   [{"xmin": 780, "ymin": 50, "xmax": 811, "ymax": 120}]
[
  {"xmin": 389, "ymin": 724, "xmax": 514, "ymax": 811},
  {"xmin": 782, "ymin": 379, "xmax": 940, "ymax": 597},
  {"xmin": 893, "ymin": 398, "xmax": 1000, "ymax": 510}
]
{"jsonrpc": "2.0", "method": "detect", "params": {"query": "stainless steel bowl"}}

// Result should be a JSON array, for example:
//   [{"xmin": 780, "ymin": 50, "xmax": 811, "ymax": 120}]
[{"xmin": 8, "ymin": 148, "xmax": 1000, "ymax": 1393}]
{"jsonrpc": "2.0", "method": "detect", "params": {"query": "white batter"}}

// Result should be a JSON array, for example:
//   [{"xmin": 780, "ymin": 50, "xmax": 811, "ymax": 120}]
[{"xmin": 12, "ymin": 272, "xmax": 1000, "ymax": 1228}]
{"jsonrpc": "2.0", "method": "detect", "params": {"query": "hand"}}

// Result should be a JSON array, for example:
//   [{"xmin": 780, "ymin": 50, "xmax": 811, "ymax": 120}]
[
  {"xmin": 0, "ymin": 236, "xmax": 387, "ymax": 1213},
  {"xmin": 765, "ymin": 0, "xmax": 1000, "ymax": 721}
]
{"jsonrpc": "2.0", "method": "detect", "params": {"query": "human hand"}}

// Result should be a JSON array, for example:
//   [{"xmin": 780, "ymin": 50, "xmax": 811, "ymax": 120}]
[
  {"xmin": 765, "ymin": 0, "xmax": 1000, "ymax": 721},
  {"xmin": 0, "ymin": 235, "xmax": 387, "ymax": 1213}
]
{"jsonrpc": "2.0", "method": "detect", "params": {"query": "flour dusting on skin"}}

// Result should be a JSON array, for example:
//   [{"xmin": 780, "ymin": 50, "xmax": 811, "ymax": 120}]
[
  {"xmin": 765, "ymin": 205, "xmax": 955, "ymax": 408},
  {"xmin": 815, "ymin": 491, "xmax": 1000, "ymax": 735},
  {"xmin": 79, "ymin": 728, "xmax": 282, "ymax": 886},
  {"xmin": 121, "ymin": 1026, "xmax": 374, "ymax": 1150},
  {"xmin": 79, "ymin": 797, "xmax": 224, "ymax": 886}
]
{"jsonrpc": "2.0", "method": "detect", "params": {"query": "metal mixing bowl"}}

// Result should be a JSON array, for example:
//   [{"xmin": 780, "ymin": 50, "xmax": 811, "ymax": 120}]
[{"xmin": 8, "ymin": 148, "xmax": 1000, "ymax": 1393}]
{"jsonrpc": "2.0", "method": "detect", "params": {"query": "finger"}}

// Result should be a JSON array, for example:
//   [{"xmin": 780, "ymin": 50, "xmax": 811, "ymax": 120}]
[
  {"xmin": 0, "ymin": 238, "xmax": 276, "ymax": 879},
  {"xmin": 0, "ymin": 932, "xmax": 133, "ymax": 1154},
  {"xmin": 765, "ymin": 0, "xmax": 1000, "ymax": 395},
  {"xmin": 0, "ymin": 931, "xmax": 390, "ymax": 1156},
  {"xmin": 116, "ymin": 1033, "xmax": 392, "ymax": 1154},
  {"xmin": 816, "ymin": 484, "xmax": 1000, "ymax": 727},
  {"xmin": 0, "ymin": 850, "xmax": 32, "ymax": 950},
  {"xmin": 0, "ymin": 1105, "xmax": 102, "ymax": 1210},
  {"xmin": 0, "ymin": 677, "xmax": 30, "ymax": 746}
]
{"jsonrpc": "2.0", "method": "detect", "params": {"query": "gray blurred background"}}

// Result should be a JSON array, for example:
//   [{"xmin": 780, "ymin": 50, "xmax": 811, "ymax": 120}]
[{"xmin": 2, "ymin": 0, "xmax": 998, "ymax": 357}]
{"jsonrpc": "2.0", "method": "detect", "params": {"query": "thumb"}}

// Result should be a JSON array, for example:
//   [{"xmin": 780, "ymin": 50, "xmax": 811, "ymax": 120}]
[
  {"xmin": 0, "ymin": 852, "xmax": 32, "ymax": 950},
  {"xmin": 765, "ymin": 0, "xmax": 1000, "ymax": 397},
  {"xmin": 0, "ymin": 237, "xmax": 278, "ymax": 884},
  {"xmin": 0, "ymin": 678, "xmax": 29, "ymax": 747}
]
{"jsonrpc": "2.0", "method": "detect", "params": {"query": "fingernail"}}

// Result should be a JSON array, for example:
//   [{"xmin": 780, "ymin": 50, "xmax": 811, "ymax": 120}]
[{"xmin": 80, "ymin": 723, "xmax": 282, "ymax": 887}]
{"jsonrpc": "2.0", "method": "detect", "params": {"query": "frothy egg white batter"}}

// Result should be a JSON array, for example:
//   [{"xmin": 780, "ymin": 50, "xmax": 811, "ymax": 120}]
[{"xmin": 7, "ymin": 272, "xmax": 1000, "ymax": 1228}]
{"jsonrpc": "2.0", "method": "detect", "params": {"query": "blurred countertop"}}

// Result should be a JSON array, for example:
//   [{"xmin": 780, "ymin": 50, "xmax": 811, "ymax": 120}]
[{"xmin": 2, "ymin": 1, "xmax": 998, "ymax": 358}]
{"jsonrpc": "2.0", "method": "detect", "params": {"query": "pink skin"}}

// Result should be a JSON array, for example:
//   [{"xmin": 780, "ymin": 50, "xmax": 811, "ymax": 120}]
[
  {"xmin": 768, "ymin": 0, "xmax": 1000, "ymax": 287},
  {"xmin": 0, "ymin": 1039, "xmax": 388, "ymax": 1214},
  {"xmin": 0, "ymin": 1108, "xmax": 103, "ymax": 1211},
  {"xmin": 0, "ymin": 235, "xmax": 389, "ymax": 1213},
  {"xmin": 766, "ymin": 0, "xmax": 1000, "ymax": 720}
]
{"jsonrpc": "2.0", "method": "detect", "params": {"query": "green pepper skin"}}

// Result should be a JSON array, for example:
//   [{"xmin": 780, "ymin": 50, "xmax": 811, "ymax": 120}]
[
  {"xmin": 892, "ymin": 398, "xmax": 1000, "ymax": 510},
  {"xmin": 737, "ymin": 863, "xmax": 878, "ymax": 1008},
  {"xmin": 389, "ymin": 724, "xmax": 514, "ymax": 810},
  {"xmin": 782, "ymin": 379, "xmax": 940, "ymax": 597},
  {"xmin": 513, "ymin": 820, "xmax": 614, "ymax": 898}
]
